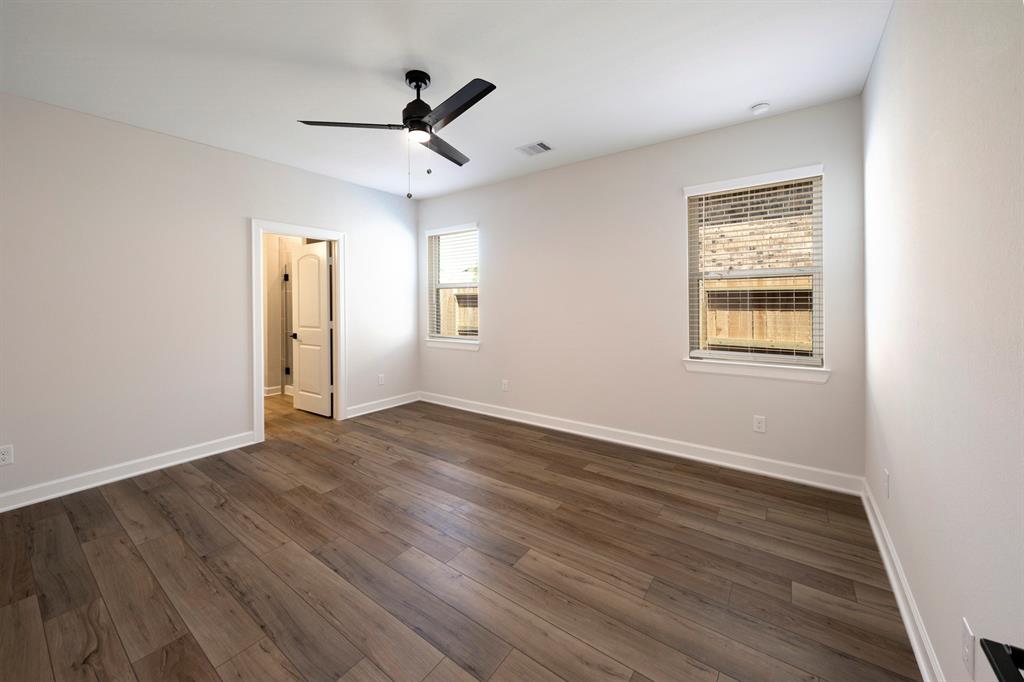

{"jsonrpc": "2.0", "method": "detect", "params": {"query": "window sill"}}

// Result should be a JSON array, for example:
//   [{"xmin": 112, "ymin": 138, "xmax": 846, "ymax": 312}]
[
  {"xmin": 682, "ymin": 358, "xmax": 830, "ymax": 383},
  {"xmin": 425, "ymin": 339, "xmax": 480, "ymax": 351}
]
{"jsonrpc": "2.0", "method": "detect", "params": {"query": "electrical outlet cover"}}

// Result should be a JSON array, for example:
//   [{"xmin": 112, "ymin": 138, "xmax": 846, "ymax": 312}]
[{"xmin": 0, "ymin": 444, "xmax": 13, "ymax": 466}]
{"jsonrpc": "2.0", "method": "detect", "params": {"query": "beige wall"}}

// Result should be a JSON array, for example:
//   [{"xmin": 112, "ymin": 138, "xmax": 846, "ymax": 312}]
[
  {"xmin": 262, "ymin": 233, "xmax": 302, "ymax": 391},
  {"xmin": 418, "ymin": 97, "xmax": 866, "ymax": 479},
  {"xmin": 863, "ymin": 3, "xmax": 1023, "ymax": 680},
  {"xmin": 0, "ymin": 93, "xmax": 418, "ymax": 501}
]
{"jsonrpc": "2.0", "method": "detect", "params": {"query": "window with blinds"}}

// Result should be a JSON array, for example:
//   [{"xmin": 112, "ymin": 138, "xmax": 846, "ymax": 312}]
[
  {"xmin": 688, "ymin": 174, "xmax": 823, "ymax": 366},
  {"xmin": 428, "ymin": 227, "xmax": 479, "ymax": 339}
]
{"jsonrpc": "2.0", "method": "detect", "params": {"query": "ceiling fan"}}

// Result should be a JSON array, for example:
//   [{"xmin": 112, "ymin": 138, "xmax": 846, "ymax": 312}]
[{"xmin": 299, "ymin": 70, "xmax": 495, "ymax": 167}]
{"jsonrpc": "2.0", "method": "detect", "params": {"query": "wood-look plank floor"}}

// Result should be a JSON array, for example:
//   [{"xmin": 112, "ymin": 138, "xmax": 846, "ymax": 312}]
[{"xmin": 0, "ymin": 395, "xmax": 922, "ymax": 681}]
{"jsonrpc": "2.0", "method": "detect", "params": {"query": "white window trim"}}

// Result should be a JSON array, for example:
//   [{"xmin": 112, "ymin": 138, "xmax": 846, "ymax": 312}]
[
  {"xmin": 424, "ymin": 223, "xmax": 481, "ymax": 348},
  {"xmin": 426, "ymin": 338, "xmax": 481, "ymax": 351},
  {"xmin": 682, "ymin": 358, "xmax": 830, "ymax": 383},
  {"xmin": 682, "ymin": 165, "xmax": 828, "ymax": 382}
]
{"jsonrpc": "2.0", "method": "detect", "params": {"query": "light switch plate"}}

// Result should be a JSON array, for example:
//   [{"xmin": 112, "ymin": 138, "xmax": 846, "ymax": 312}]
[{"xmin": 961, "ymin": 617, "xmax": 975, "ymax": 679}]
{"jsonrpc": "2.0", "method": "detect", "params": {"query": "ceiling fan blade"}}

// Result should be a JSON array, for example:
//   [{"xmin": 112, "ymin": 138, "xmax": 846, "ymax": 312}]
[
  {"xmin": 299, "ymin": 121, "xmax": 405, "ymax": 130},
  {"xmin": 422, "ymin": 78, "xmax": 495, "ymax": 132},
  {"xmin": 420, "ymin": 134, "xmax": 469, "ymax": 166}
]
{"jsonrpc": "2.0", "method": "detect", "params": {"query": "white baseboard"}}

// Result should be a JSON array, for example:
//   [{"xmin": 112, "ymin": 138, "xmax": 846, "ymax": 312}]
[
  {"xmin": 417, "ymin": 392, "xmax": 864, "ymax": 495},
  {"xmin": 0, "ymin": 431, "xmax": 256, "ymax": 513},
  {"xmin": 862, "ymin": 483, "xmax": 942, "ymax": 682},
  {"xmin": 264, "ymin": 385, "xmax": 282, "ymax": 396},
  {"xmin": 345, "ymin": 392, "xmax": 422, "ymax": 419},
  {"xmin": 283, "ymin": 385, "xmax": 295, "ymax": 396}
]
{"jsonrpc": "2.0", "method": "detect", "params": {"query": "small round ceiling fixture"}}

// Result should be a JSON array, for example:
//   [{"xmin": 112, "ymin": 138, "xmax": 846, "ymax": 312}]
[{"xmin": 750, "ymin": 102, "xmax": 771, "ymax": 116}]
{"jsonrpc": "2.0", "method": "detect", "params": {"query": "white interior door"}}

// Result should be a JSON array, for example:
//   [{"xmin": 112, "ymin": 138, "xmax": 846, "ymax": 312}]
[{"xmin": 291, "ymin": 241, "xmax": 332, "ymax": 416}]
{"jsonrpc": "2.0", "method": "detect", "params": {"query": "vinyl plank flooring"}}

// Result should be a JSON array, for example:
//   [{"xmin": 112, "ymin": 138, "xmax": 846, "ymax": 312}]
[
  {"xmin": 262, "ymin": 541, "xmax": 445, "ymax": 682},
  {"xmin": 447, "ymin": 547, "xmax": 716, "ymax": 682},
  {"xmin": 378, "ymin": 486, "xmax": 529, "ymax": 565},
  {"xmin": 340, "ymin": 658, "xmax": 394, "ymax": 682},
  {"xmin": 515, "ymin": 550, "xmax": 817, "ymax": 682},
  {"xmin": 192, "ymin": 455, "xmax": 259, "ymax": 491},
  {"xmin": 391, "ymin": 547, "xmax": 634, "ymax": 682},
  {"xmin": 43, "ymin": 598, "xmax": 134, "ymax": 682},
  {"xmin": 314, "ymin": 535, "xmax": 511, "ymax": 681},
  {"xmin": 220, "ymin": 450, "xmax": 298, "ymax": 493},
  {"xmin": 163, "ymin": 464, "xmax": 289, "ymax": 556},
  {"xmin": 248, "ymin": 447, "xmax": 344, "ymax": 493},
  {"xmin": 0, "ymin": 508, "xmax": 35, "ymax": 608},
  {"xmin": 137, "ymin": 533, "xmax": 262, "ymax": 666},
  {"xmin": 145, "ymin": 482, "xmax": 237, "ymax": 558},
  {"xmin": 0, "ymin": 595, "xmax": 55, "ymax": 682},
  {"xmin": 132, "ymin": 633, "xmax": 218, "ymax": 682},
  {"xmin": 562, "ymin": 504, "xmax": 843, "ymax": 601},
  {"xmin": 205, "ymin": 542, "xmax": 363, "ymax": 680},
  {"xmin": 422, "ymin": 657, "xmax": 478, "ymax": 682},
  {"xmin": 327, "ymin": 486, "xmax": 466, "ymax": 562},
  {"xmin": 29, "ymin": 513, "xmax": 101, "ymax": 621},
  {"xmin": 81, "ymin": 534, "xmax": 187, "ymax": 662},
  {"xmin": 489, "ymin": 649, "xmax": 564, "ymax": 682},
  {"xmin": 791, "ymin": 582, "xmax": 911, "ymax": 644},
  {"xmin": 454, "ymin": 502, "xmax": 658, "ymax": 598},
  {"xmin": 3, "ymin": 396, "xmax": 920, "ymax": 682},
  {"xmin": 854, "ymin": 582, "xmax": 902, "ymax": 618},
  {"xmin": 282, "ymin": 484, "xmax": 411, "ymax": 562},
  {"xmin": 223, "ymin": 477, "xmax": 337, "ymax": 552},
  {"xmin": 645, "ymin": 579, "xmax": 909, "ymax": 682},
  {"xmin": 728, "ymin": 585, "xmax": 920, "ymax": 680},
  {"xmin": 132, "ymin": 470, "xmax": 173, "ymax": 491},
  {"xmin": 716, "ymin": 509, "xmax": 885, "ymax": 564},
  {"xmin": 215, "ymin": 638, "xmax": 302, "ymax": 682},
  {"xmin": 60, "ymin": 489, "xmax": 123, "ymax": 544},
  {"xmin": 99, "ymin": 480, "xmax": 175, "ymax": 546},
  {"xmin": 658, "ymin": 507, "xmax": 889, "ymax": 590}
]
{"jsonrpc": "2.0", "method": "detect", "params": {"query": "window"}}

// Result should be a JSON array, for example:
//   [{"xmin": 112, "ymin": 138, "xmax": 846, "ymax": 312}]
[
  {"xmin": 427, "ymin": 226, "xmax": 479, "ymax": 340},
  {"xmin": 687, "ymin": 172, "xmax": 823, "ymax": 367}
]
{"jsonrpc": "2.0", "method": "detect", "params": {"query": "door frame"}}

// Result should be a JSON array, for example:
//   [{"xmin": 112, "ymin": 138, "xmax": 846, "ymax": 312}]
[{"xmin": 251, "ymin": 218, "xmax": 346, "ymax": 441}]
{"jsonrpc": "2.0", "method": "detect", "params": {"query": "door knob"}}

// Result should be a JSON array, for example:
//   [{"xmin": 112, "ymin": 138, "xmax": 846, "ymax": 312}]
[{"xmin": 290, "ymin": 333, "xmax": 298, "ymax": 339}]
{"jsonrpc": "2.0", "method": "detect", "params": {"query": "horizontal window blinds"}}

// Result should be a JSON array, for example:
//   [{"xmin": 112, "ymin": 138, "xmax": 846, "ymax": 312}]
[
  {"xmin": 688, "ymin": 175, "xmax": 823, "ymax": 366},
  {"xmin": 428, "ymin": 229, "xmax": 479, "ymax": 338}
]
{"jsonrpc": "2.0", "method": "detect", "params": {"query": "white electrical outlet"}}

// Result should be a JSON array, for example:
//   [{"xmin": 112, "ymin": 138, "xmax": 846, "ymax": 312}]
[
  {"xmin": 884, "ymin": 468, "xmax": 891, "ymax": 499},
  {"xmin": 500, "ymin": 379, "xmax": 510, "ymax": 392},
  {"xmin": 961, "ymin": 617, "xmax": 975, "ymax": 679},
  {"xmin": 752, "ymin": 415, "xmax": 766, "ymax": 433},
  {"xmin": 0, "ymin": 444, "xmax": 13, "ymax": 466},
  {"xmin": 377, "ymin": 374, "xmax": 385, "ymax": 386}
]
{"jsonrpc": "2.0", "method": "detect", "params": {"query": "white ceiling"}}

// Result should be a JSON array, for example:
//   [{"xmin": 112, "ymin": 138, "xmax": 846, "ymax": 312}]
[{"xmin": 0, "ymin": 1, "xmax": 891, "ymax": 198}]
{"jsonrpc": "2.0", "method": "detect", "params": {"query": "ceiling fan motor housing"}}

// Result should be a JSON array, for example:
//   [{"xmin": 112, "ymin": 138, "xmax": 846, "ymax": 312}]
[{"xmin": 403, "ymin": 98, "xmax": 432, "ymax": 127}]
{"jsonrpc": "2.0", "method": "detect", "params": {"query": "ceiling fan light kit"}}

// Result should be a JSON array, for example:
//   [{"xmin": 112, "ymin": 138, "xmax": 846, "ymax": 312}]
[{"xmin": 300, "ymin": 69, "xmax": 495, "ymax": 169}]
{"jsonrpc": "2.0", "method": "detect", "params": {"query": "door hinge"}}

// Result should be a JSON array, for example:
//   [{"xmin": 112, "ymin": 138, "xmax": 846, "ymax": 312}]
[
  {"xmin": 327, "ymin": 256, "xmax": 334, "ymax": 266},
  {"xmin": 284, "ymin": 367, "xmax": 291, "ymax": 375},
  {"xmin": 328, "ymin": 321, "xmax": 335, "ymax": 330}
]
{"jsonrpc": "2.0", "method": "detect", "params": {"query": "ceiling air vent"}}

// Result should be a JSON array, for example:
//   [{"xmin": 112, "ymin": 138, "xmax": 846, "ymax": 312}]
[{"xmin": 516, "ymin": 141, "xmax": 553, "ymax": 156}]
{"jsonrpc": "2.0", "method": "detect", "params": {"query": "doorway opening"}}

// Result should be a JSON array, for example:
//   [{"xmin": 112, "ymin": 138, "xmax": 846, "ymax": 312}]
[{"xmin": 251, "ymin": 219, "xmax": 345, "ymax": 442}]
